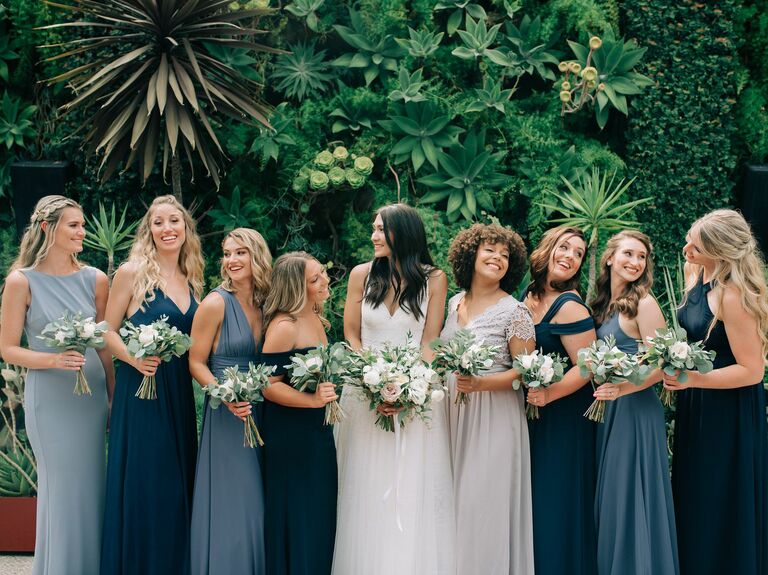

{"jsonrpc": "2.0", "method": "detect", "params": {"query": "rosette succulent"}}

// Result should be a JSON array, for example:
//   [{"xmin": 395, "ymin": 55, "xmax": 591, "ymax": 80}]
[
  {"xmin": 353, "ymin": 156, "xmax": 374, "ymax": 176},
  {"xmin": 345, "ymin": 168, "xmax": 365, "ymax": 189},
  {"xmin": 333, "ymin": 146, "xmax": 349, "ymax": 161},
  {"xmin": 328, "ymin": 166, "xmax": 346, "ymax": 186},
  {"xmin": 309, "ymin": 170, "xmax": 330, "ymax": 191},
  {"xmin": 314, "ymin": 150, "xmax": 335, "ymax": 169}
]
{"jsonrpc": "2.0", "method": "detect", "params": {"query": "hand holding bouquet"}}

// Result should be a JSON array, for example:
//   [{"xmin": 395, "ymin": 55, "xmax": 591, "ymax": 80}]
[
  {"xmin": 38, "ymin": 311, "xmax": 108, "ymax": 395},
  {"xmin": 513, "ymin": 350, "xmax": 567, "ymax": 420},
  {"xmin": 204, "ymin": 363, "xmax": 274, "ymax": 447},
  {"xmin": 578, "ymin": 335, "xmax": 647, "ymax": 422},
  {"xmin": 120, "ymin": 315, "xmax": 192, "ymax": 400},
  {"xmin": 430, "ymin": 328, "xmax": 501, "ymax": 405},
  {"xmin": 286, "ymin": 342, "xmax": 349, "ymax": 424},
  {"xmin": 639, "ymin": 327, "xmax": 715, "ymax": 407}
]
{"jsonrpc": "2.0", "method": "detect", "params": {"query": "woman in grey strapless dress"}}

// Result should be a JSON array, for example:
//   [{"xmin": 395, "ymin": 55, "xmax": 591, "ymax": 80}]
[
  {"xmin": 590, "ymin": 231, "xmax": 678, "ymax": 575},
  {"xmin": 189, "ymin": 229, "xmax": 272, "ymax": 575},
  {"xmin": 0, "ymin": 195, "xmax": 113, "ymax": 575}
]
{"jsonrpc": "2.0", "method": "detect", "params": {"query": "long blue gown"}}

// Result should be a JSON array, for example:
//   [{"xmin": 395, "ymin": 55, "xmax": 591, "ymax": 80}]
[
  {"xmin": 672, "ymin": 277, "xmax": 768, "ymax": 575},
  {"xmin": 190, "ymin": 287, "xmax": 265, "ymax": 575},
  {"xmin": 260, "ymin": 348, "xmax": 337, "ymax": 575},
  {"xmin": 595, "ymin": 312, "xmax": 678, "ymax": 575},
  {"xmin": 101, "ymin": 290, "xmax": 198, "ymax": 575},
  {"xmin": 527, "ymin": 292, "xmax": 597, "ymax": 575}
]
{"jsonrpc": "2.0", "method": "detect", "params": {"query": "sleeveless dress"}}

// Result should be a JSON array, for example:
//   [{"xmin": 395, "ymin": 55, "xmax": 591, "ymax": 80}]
[
  {"xmin": 527, "ymin": 291, "xmax": 597, "ymax": 575},
  {"xmin": 101, "ymin": 290, "xmax": 199, "ymax": 575},
  {"xmin": 190, "ymin": 287, "xmax": 265, "ymax": 575},
  {"xmin": 672, "ymin": 277, "xmax": 768, "ymax": 575},
  {"xmin": 21, "ymin": 267, "xmax": 108, "ymax": 575},
  {"xmin": 332, "ymin": 284, "xmax": 456, "ymax": 575},
  {"xmin": 441, "ymin": 292, "xmax": 535, "ymax": 575},
  {"xmin": 595, "ymin": 313, "xmax": 678, "ymax": 575},
  {"xmin": 260, "ymin": 347, "xmax": 337, "ymax": 575}
]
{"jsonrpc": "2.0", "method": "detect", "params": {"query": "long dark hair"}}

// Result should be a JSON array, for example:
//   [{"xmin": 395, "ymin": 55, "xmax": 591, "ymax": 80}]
[{"xmin": 364, "ymin": 204, "xmax": 434, "ymax": 320}]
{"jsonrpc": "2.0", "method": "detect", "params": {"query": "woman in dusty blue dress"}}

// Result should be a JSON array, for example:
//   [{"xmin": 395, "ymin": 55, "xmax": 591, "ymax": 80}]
[
  {"xmin": 260, "ymin": 252, "xmax": 338, "ymax": 575},
  {"xmin": 522, "ymin": 226, "xmax": 597, "ymax": 575},
  {"xmin": 589, "ymin": 231, "xmax": 678, "ymax": 575},
  {"xmin": 0, "ymin": 196, "xmax": 113, "ymax": 575},
  {"xmin": 101, "ymin": 195, "xmax": 204, "ymax": 575},
  {"xmin": 189, "ymin": 228, "xmax": 272, "ymax": 575},
  {"xmin": 664, "ymin": 210, "xmax": 768, "ymax": 575}
]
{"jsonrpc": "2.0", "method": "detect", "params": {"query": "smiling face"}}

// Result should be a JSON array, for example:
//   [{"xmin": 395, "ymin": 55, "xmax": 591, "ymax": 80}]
[
  {"xmin": 547, "ymin": 233, "xmax": 586, "ymax": 284},
  {"xmin": 305, "ymin": 258, "xmax": 330, "ymax": 305},
  {"xmin": 683, "ymin": 228, "xmax": 715, "ymax": 269},
  {"xmin": 149, "ymin": 203, "xmax": 186, "ymax": 254},
  {"xmin": 49, "ymin": 207, "xmax": 86, "ymax": 254},
  {"xmin": 473, "ymin": 241, "xmax": 509, "ymax": 285},
  {"xmin": 222, "ymin": 237, "xmax": 252, "ymax": 284},
  {"xmin": 608, "ymin": 237, "xmax": 648, "ymax": 285},
  {"xmin": 371, "ymin": 214, "xmax": 392, "ymax": 259}
]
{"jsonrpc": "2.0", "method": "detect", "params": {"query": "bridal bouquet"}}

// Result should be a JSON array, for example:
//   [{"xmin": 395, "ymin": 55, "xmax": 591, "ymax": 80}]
[
  {"xmin": 285, "ymin": 342, "xmax": 349, "ymax": 424},
  {"xmin": 204, "ymin": 363, "xmax": 274, "ymax": 447},
  {"xmin": 38, "ymin": 311, "xmax": 109, "ymax": 395},
  {"xmin": 120, "ymin": 315, "xmax": 192, "ymax": 400},
  {"xmin": 347, "ymin": 338, "xmax": 445, "ymax": 432},
  {"xmin": 512, "ymin": 350, "xmax": 567, "ymax": 420},
  {"xmin": 578, "ymin": 335, "xmax": 647, "ymax": 422},
  {"xmin": 639, "ymin": 326, "xmax": 715, "ymax": 407},
  {"xmin": 430, "ymin": 328, "xmax": 501, "ymax": 405}
]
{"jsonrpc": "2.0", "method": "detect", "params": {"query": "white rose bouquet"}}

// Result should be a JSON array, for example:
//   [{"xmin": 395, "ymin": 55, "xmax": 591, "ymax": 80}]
[
  {"xmin": 285, "ymin": 342, "xmax": 349, "ymax": 424},
  {"xmin": 512, "ymin": 350, "xmax": 567, "ymax": 420},
  {"xmin": 346, "ymin": 337, "xmax": 445, "ymax": 432},
  {"xmin": 204, "ymin": 363, "xmax": 274, "ymax": 447},
  {"xmin": 37, "ymin": 311, "xmax": 109, "ymax": 396},
  {"xmin": 430, "ymin": 328, "xmax": 501, "ymax": 405},
  {"xmin": 639, "ymin": 326, "xmax": 715, "ymax": 407},
  {"xmin": 119, "ymin": 315, "xmax": 193, "ymax": 400},
  {"xmin": 578, "ymin": 335, "xmax": 648, "ymax": 422}
]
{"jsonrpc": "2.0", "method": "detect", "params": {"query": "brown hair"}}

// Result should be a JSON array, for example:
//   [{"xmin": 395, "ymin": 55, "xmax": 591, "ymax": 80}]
[{"xmin": 527, "ymin": 226, "xmax": 586, "ymax": 298}]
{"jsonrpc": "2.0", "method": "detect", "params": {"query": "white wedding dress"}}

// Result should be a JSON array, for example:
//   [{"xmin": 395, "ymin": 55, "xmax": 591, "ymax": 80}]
[{"xmin": 332, "ymin": 284, "xmax": 456, "ymax": 575}]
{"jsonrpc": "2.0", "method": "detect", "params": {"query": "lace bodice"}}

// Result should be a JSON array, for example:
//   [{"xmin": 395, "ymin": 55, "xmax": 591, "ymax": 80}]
[
  {"xmin": 441, "ymin": 292, "xmax": 535, "ymax": 372},
  {"xmin": 360, "ymin": 281, "xmax": 429, "ymax": 350}
]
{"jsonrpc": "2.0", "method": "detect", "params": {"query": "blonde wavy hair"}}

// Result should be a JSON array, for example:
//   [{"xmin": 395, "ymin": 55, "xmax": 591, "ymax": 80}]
[
  {"xmin": 220, "ymin": 228, "xmax": 272, "ymax": 307},
  {"xmin": 128, "ymin": 195, "xmax": 204, "ymax": 307},
  {"xmin": 263, "ymin": 251, "xmax": 329, "ymax": 332},
  {"xmin": 685, "ymin": 209, "xmax": 768, "ymax": 354},
  {"xmin": 10, "ymin": 195, "xmax": 84, "ymax": 272}
]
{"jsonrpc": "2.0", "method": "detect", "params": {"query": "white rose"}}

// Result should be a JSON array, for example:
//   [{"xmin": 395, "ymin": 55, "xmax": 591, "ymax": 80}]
[
  {"xmin": 305, "ymin": 357, "xmax": 323, "ymax": 372},
  {"xmin": 408, "ymin": 380, "xmax": 428, "ymax": 405},
  {"xmin": 54, "ymin": 330, "xmax": 67, "ymax": 345},
  {"xmin": 138, "ymin": 326, "xmax": 156, "ymax": 345},
  {"xmin": 430, "ymin": 389, "xmax": 445, "ymax": 403},
  {"xmin": 380, "ymin": 382, "xmax": 403, "ymax": 403},
  {"xmin": 80, "ymin": 321, "xmax": 96, "ymax": 339},
  {"xmin": 363, "ymin": 369, "xmax": 381, "ymax": 388},
  {"xmin": 539, "ymin": 365, "xmax": 555, "ymax": 383},
  {"xmin": 669, "ymin": 341, "xmax": 691, "ymax": 361},
  {"xmin": 541, "ymin": 355, "xmax": 554, "ymax": 369},
  {"xmin": 410, "ymin": 363, "xmax": 429, "ymax": 380},
  {"xmin": 520, "ymin": 353, "xmax": 536, "ymax": 370},
  {"xmin": 460, "ymin": 353, "xmax": 473, "ymax": 370}
]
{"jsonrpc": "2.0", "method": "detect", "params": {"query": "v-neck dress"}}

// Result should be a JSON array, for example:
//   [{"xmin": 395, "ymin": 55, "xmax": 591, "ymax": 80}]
[
  {"xmin": 190, "ymin": 287, "xmax": 265, "ymax": 575},
  {"xmin": 101, "ymin": 289, "xmax": 199, "ymax": 575}
]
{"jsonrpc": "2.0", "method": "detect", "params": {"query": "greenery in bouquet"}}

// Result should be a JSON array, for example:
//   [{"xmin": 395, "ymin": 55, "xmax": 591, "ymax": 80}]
[
  {"xmin": 512, "ymin": 350, "xmax": 567, "ymax": 420},
  {"xmin": 37, "ymin": 311, "xmax": 109, "ymax": 396},
  {"xmin": 285, "ymin": 342, "xmax": 349, "ymax": 424}
]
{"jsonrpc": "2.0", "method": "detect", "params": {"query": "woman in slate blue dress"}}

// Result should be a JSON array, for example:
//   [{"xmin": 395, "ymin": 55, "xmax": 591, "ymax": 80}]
[
  {"xmin": 101, "ymin": 195, "xmax": 204, "ymax": 575},
  {"xmin": 522, "ymin": 226, "xmax": 597, "ymax": 575},
  {"xmin": 663, "ymin": 210, "xmax": 768, "ymax": 575},
  {"xmin": 260, "ymin": 252, "xmax": 339, "ymax": 575},
  {"xmin": 0, "ymin": 196, "xmax": 113, "ymax": 575},
  {"xmin": 189, "ymin": 228, "xmax": 272, "ymax": 575},
  {"xmin": 589, "ymin": 231, "xmax": 678, "ymax": 575}
]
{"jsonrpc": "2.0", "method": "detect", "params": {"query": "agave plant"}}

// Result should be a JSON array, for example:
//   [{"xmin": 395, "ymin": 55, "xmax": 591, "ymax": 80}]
[
  {"xmin": 538, "ymin": 167, "xmax": 651, "ymax": 300},
  {"xmin": 82, "ymin": 202, "xmax": 139, "ymax": 278},
  {"xmin": 466, "ymin": 76, "xmax": 514, "ymax": 114},
  {"xmin": 395, "ymin": 27, "xmax": 443, "ymax": 59},
  {"xmin": 452, "ymin": 15, "xmax": 501, "ymax": 60},
  {"xmin": 0, "ymin": 91, "xmax": 37, "ymax": 151},
  {"xmin": 39, "ymin": 0, "xmax": 280, "ymax": 196},
  {"xmin": 488, "ymin": 15, "xmax": 561, "ymax": 81},
  {"xmin": 389, "ymin": 68, "xmax": 428, "ymax": 104},
  {"xmin": 434, "ymin": 0, "xmax": 487, "ymax": 36},
  {"xmin": 272, "ymin": 42, "xmax": 334, "ymax": 102}
]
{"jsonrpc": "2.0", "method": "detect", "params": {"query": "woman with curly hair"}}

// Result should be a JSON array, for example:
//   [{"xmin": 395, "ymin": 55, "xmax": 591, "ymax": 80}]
[
  {"xmin": 101, "ymin": 195, "xmax": 204, "ymax": 575},
  {"xmin": 590, "ymin": 230, "xmax": 678, "ymax": 575},
  {"xmin": 663, "ymin": 210, "xmax": 768, "ymax": 575},
  {"xmin": 441, "ymin": 223, "xmax": 536, "ymax": 575},
  {"xmin": 522, "ymin": 225, "xmax": 597, "ymax": 575}
]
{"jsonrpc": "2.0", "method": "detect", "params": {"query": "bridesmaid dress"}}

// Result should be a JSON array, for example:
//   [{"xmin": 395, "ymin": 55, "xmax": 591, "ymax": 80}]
[
  {"xmin": 190, "ymin": 287, "xmax": 265, "ymax": 575},
  {"xmin": 527, "ymin": 292, "xmax": 597, "ymax": 575},
  {"xmin": 442, "ymin": 292, "xmax": 535, "ymax": 575},
  {"xmin": 101, "ymin": 290, "xmax": 199, "ymax": 575},
  {"xmin": 672, "ymin": 276, "xmax": 768, "ymax": 575},
  {"xmin": 594, "ymin": 312, "xmax": 678, "ymax": 575},
  {"xmin": 21, "ymin": 267, "xmax": 108, "ymax": 575},
  {"xmin": 260, "ymin": 348, "xmax": 337, "ymax": 575}
]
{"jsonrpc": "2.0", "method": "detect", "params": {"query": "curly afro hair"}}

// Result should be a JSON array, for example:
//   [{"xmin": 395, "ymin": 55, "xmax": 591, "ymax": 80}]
[{"xmin": 448, "ymin": 223, "xmax": 527, "ymax": 293}]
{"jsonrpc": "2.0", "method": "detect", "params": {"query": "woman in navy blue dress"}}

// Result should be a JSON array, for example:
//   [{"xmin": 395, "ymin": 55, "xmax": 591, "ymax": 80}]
[
  {"xmin": 664, "ymin": 210, "xmax": 768, "ymax": 575},
  {"xmin": 101, "ymin": 195, "xmax": 204, "ymax": 575},
  {"xmin": 522, "ymin": 226, "xmax": 597, "ymax": 575},
  {"xmin": 189, "ymin": 228, "xmax": 272, "ymax": 575},
  {"xmin": 590, "ymin": 231, "xmax": 678, "ymax": 575},
  {"xmin": 259, "ymin": 252, "xmax": 338, "ymax": 575}
]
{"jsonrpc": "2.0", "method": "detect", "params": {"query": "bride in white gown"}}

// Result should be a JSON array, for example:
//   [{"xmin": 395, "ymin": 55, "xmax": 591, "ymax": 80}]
[{"xmin": 332, "ymin": 204, "xmax": 456, "ymax": 575}]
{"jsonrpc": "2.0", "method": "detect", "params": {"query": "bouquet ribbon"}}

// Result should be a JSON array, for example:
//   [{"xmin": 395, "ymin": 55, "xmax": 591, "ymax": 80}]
[{"xmin": 382, "ymin": 411, "xmax": 406, "ymax": 532}]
